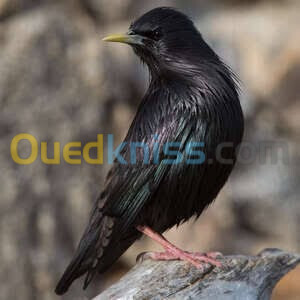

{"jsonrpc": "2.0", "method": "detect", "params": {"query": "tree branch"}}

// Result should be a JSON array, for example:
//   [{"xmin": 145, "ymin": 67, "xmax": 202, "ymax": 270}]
[{"xmin": 94, "ymin": 248, "xmax": 300, "ymax": 300}]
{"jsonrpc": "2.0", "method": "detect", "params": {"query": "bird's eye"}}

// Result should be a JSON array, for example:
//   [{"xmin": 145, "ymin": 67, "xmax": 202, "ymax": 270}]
[
  {"xmin": 143, "ymin": 28, "xmax": 162, "ymax": 41},
  {"xmin": 153, "ymin": 29, "xmax": 162, "ymax": 40}
]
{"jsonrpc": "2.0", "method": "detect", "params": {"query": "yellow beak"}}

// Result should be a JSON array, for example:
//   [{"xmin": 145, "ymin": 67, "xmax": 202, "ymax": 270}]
[{"xmin": 102, "ymin": 33, "xmax": 144, "ymax": 45}]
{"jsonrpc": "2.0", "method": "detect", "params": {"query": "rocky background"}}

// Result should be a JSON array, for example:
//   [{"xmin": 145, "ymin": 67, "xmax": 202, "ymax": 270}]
[{"xmin": 0, "ymin": 0, "xmax": 299, "ymax": 299}]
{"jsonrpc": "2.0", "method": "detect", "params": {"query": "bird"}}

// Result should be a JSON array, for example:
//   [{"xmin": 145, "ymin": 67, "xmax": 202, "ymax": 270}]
[{"xmin": 55, "ymin": 7, "xmax": 244, "ymax": 295}]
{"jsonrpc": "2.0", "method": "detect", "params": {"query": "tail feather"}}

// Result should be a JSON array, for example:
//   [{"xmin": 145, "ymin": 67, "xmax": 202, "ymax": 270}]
[
  {"xmin": 82, "ymin": 229, "xmax": 141, "ymax": 289},
  {"xmin": 55, "ymin": 208, "xmax": 140, "ymax": 295},
  {"xmin": 55, "ymin": 223, "xmax": 100, "ymax": 295},
  {"xmin": 55, "ymin": 253, "xmax": 89, "ymax": 295},
  {"xmin": 55, "ymin": 204, "xmax": 110, "ymax": 295}
]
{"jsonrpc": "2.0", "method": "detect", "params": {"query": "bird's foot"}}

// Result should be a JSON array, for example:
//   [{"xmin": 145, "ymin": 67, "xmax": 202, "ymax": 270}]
[
  {"xmin": 137, "ymin": 250, "xmax": 222, "ymax": 270},
  {"xmin": 136, "ymin": 225, "xmax": 222, "ymax": 270},
  {"xmin": 187, "ymin": 251, "xmax": 223, "ymax": 261}
]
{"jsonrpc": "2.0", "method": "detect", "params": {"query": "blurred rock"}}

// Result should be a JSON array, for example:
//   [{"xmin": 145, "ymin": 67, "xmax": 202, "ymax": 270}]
[
  {"xmin": 193, "ymin": 0, "xmax": 300, "ymax": 254},
  {"xmin": 82, "ymin": 0, "xmax": 132, "ymax": 23},
  {"xmin": 0, "ymin": 1, "xmax": 142, "ymax": 299}
]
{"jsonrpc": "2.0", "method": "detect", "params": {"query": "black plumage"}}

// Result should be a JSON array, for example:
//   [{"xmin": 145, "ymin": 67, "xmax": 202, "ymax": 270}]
[{"xmin": 55, "ymin": 7, "xmax": 244, "ymax": 295}]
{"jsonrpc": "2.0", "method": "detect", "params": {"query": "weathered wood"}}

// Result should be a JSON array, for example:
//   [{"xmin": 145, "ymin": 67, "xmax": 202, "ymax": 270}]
[{"xmin": 94, "ymin": 248, "xmax": 300, "ymax": 300}]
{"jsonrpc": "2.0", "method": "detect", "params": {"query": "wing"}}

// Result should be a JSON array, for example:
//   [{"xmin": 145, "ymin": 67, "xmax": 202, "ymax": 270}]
[
  {"xmin": 55, "ymin": 108, "xmax": 198, "ymax": 294},
  {"xmin": 84, "ymin": 112, "xmax": 197, "ymax": 287},
  {"xmin": 103, "ymin": 113, "xmax": 194, "ymax": 230}
]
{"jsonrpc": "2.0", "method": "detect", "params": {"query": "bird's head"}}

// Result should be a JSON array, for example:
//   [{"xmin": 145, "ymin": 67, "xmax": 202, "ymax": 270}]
[{"xmin": 103, "ymin": 7, "xmax": 219, "ymax": 79}]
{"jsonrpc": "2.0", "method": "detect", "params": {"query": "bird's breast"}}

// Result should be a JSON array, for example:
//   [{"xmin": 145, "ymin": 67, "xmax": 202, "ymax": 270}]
[{"xmin": 134, "ymin": 85, "xmax": 244, "ymax": 232}]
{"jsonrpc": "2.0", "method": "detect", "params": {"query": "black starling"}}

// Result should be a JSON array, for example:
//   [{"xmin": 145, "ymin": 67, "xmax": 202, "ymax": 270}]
[{"xmin": 55, "ymin": 7, "xmax": 244, "ymax": 295}]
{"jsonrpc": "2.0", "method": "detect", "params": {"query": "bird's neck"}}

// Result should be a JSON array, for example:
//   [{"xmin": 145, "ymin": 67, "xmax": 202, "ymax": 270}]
[
  {"xmin": 145, "ymin": 59, "xmax": 242, "ymax": 136},
  {"xmin": 150, "ymin": 58, "xmax": 238, "ymax": 103}
]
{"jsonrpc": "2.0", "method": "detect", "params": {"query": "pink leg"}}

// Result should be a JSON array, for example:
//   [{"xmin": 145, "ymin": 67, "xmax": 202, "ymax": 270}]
[{"xmin": 136, "ymin": 225, "xmax": 222, "ymax": 268}]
